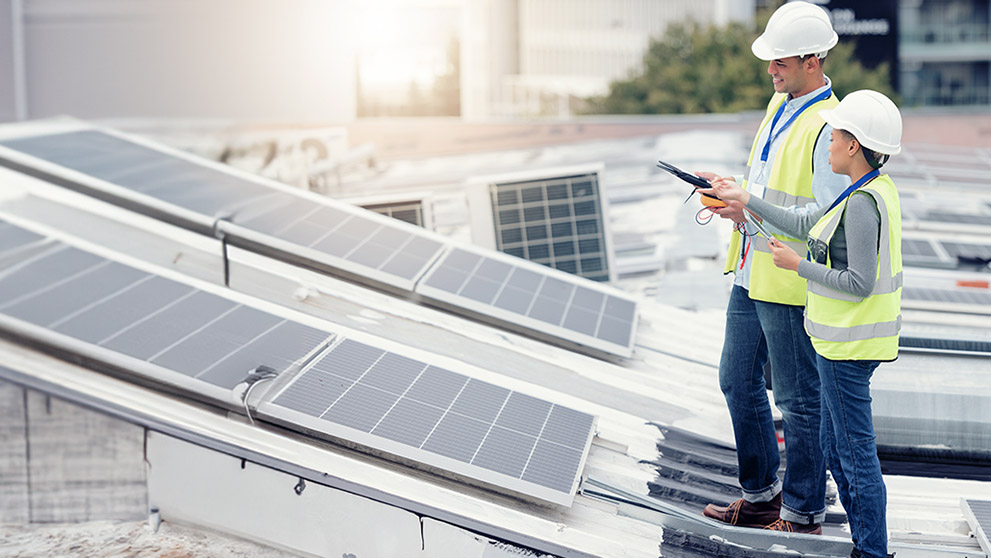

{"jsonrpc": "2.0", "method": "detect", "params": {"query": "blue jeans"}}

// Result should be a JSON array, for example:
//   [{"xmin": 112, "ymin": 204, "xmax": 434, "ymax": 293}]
[
  {"xmin": 719, "ymin": 285, "xmax": 826, "ymax": 524},
  {"xmin": 818, "ymin": 355, "xmax": 887, "ymax": 558}
]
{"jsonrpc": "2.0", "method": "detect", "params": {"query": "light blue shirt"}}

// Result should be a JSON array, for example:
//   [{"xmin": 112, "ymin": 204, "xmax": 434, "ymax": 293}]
[{"xmin": 736, "ymin": 76, "xmax": 851, "ymax": 290}]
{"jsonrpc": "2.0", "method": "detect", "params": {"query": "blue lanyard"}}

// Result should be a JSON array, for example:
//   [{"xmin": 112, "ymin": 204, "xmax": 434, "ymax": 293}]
[
  {"xmin": 760, "ymin": 88, "xmax": 833, "ymax": 163},
  {"xmin": 826, "ymin": 169, "xmax": 880, "ymax": 213}
]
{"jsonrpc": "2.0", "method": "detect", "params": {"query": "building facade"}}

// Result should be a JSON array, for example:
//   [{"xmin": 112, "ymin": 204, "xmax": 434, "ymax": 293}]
[{"xmin": 899, "ymin": 0, "xmax": 990, "ymax": 106}]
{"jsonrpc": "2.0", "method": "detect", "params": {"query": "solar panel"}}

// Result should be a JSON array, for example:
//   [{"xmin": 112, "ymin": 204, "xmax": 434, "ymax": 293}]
[
  {"xmin": 0, "ymin": 129, "xmax": 445, "ymax": 292},
  {"xmin": 941, "ymin": 241, "xmax": 991, "ymax": 261},
  {"xmin": 899, "ymin": 336, "xmax": 991, "ymax": 354},
  {"xmin": 487, "ymin": 172, "xmax": 613, "ymax": 282},
  {"xmin": 0, "ymin": 221, "xmax": 45, "ymax": 257},
  {"xmin": 363, "ymin": 200, "xmax": 425, "ymax": 227},
  {"xmin": 259, "ymin": 337, "xmax": 596, "ymax": 506},
  {"xmin": 0, "ymin": 125, "xmax": 639, "ymax": 359},
  {"xmin": 901, "ymin": 238, "xmax": 955, "ymax": 269},
  {"xmin": 417, "ymin": 247, "xmax": 637, "ymax": 357},
  {"xmin": 0, "ymin": 223, "xmax": 330, "ymax": 398},
  {"xmin": 902, "ymin": 287, "xmax": 991, "ymax": 306},
  {"xmin": 0, "ymin": 220, "xmax": 597, "ymax": 507},
  {"xmin": 962, "ymin": 499, "xmax": 991, "ymax": 556},
  {"xmin": 925, "ymin": 210, "xmax": 991, "ymax": 227},
  {"xmin": 902, "ymin": 238, "xmax": 939, "ymax": 258}
]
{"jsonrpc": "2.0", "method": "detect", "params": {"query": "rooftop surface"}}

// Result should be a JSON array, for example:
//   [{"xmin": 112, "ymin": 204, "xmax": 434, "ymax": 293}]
[{"xmin": 0, "ymin": 113, "xmax": 989, "ymax": 557}]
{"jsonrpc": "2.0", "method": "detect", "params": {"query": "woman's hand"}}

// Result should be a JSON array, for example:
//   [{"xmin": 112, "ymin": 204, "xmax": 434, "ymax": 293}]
[
  {"xmin": 768, "ymin": 238, "xmax": 801, "ymax": 271},
  {"xmin": 708, "ymin": 178, "xmax": 750, "ymax": 205}
]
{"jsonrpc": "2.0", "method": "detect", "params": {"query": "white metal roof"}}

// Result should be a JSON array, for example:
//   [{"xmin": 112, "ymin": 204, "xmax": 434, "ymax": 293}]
[{"xmin": 0, "ymin": 124, "xmax": 989, "ymax": 558}]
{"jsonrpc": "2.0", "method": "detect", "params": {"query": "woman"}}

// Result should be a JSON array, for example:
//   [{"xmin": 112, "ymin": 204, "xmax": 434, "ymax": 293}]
[{"xmin": 707, "ymin": 90, "xmax": 902, "ymax": 558}]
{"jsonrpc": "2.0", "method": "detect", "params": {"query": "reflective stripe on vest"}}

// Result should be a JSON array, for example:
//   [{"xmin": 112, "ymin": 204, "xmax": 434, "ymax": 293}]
[
  {"xmin": 763, "ymin": 189, "xmax": 816, "ymax": 208},
  {"xmin": 805, "ymin": 315, "xmax": 901, "ymax": 342},
  {"xmin": 723, "ymin": 91, "xmax": 838, "ymax": 306},
  {"xmin": 803, "ymin": 176, "xmax": 902, "ymax": 361}
]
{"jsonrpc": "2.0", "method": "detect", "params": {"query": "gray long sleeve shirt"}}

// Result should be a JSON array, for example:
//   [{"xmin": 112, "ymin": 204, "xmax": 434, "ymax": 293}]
[{"xmin": 746, "ymin": 191, "xmax": 881, "ymax": 298}]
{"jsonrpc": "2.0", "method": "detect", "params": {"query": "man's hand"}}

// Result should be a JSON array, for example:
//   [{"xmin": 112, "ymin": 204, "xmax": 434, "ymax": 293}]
[
  {"xmin": 768, "ymin": 238, "xmax": 801, "ymax": 271},
  {"xmin": 713, "ymin": 200, "xmax": 748, "ymax": 224}
]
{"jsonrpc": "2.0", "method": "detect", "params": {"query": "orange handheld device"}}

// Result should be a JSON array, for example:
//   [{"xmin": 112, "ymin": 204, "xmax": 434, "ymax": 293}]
[{"xmin": 700, "ymin": 193, "xmax": 727, "ymax": 208}]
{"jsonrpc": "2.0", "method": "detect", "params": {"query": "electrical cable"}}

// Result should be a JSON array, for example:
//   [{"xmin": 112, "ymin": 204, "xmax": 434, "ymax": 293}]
[
  {"xmin": 695, "ymin": 206, "xmax": 721, "ymax": 226},
  {"xmin": 240, "ymin": 364, "xmax": 278, "ymax": 425}
]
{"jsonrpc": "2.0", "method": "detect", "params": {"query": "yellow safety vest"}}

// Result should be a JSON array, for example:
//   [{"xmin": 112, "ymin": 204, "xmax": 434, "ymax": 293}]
[
  {"xmin": 724, "ymin": 91, "xmax": 839, "ymax": 306},
  {"xmin": 804, "ymin": 175, "xmax": 902, "ymax": 361}
]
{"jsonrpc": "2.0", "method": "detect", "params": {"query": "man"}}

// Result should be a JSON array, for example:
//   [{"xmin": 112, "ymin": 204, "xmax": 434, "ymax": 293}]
[{"xmin": 698, "ymin": 1, "xmax": 850, "ymax": 534}]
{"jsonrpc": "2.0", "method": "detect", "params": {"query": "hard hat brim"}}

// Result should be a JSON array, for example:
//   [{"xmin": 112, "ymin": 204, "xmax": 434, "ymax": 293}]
[
  {"xmin": 750, "ymin": 32, "xmax": 838, "ymax": 61},
  {"xmin": 819, "ymin": 109, "xmax": 903, "ymax": 156}
]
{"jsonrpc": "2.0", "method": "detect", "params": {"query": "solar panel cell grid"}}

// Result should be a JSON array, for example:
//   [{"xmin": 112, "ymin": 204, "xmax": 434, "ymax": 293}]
[
  {"xmin": 0, "ymin": 222, "xmax": 44, "ymax": 255},
  {"xmin": 0, "ymin": 224, "xmax": 329, "ymax": 391},
  {"xmin": 489, "ymin": 173, "xmax": 610, "ymax": 282},
  {"xmin": 419, "ymin": 246, "xmax": 636, "ymax": 355},
  {"xmin": 270, "ymin": 338, "xmax": 595, "ymax": 503},
  {"xmin": 902, "ymin": 239, "xmax": 938, "ymax": 258}
]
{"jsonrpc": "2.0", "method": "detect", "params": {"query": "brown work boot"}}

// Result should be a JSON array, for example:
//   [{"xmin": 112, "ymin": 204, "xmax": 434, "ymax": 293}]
[
  {"xmin": 764, "ymin": 517, "xmax": 822, "ymax": 535},
  {"xmin": 702, "ymin": 493, "xmax": 781, "ymax": 528}
]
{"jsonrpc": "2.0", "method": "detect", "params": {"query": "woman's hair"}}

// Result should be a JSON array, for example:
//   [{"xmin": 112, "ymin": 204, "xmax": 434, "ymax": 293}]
[{"xmin": 839, "ymin": 129, "xmax": 888, "ymax": 169}]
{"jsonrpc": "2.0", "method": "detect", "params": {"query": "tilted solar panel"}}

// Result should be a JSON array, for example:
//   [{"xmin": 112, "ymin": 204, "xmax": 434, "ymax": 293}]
[
  {"xmin": 418, "ymin": 247, "xmax": 637, "ymax": 357},
  {"xmin": 0, "ymin": 124, "xmax": 638, "ymax": 359},
  {"xmin": 0, "ymin": 229, "xmax": 329, "ymax": 398},
  {"xmin": 0, "ymin": 220, "xmax": 597, "ymax": 506},
  {"xmin": 0, "ymin": 221, "xmax": 45, "ymax": 256},
  {"xmin": 902, "ymin": 286, "xmax": 991, "ymax": 306},
  {"xmin": 0, "ymin": 129, "xmax": 445, "ymax": 292},
  {"xmin": 260, "ymin": 338, "xmax": 596, "ymax": 506}
]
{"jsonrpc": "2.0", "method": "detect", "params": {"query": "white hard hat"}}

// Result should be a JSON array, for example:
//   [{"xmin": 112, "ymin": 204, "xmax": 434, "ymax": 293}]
[
  {"xmin": 751, "ymin": 1, "xmax": 839, "ymax": 61},
  {"xmin": 819, "ymin": 90, "xmax": 903, "ymax": 155}
]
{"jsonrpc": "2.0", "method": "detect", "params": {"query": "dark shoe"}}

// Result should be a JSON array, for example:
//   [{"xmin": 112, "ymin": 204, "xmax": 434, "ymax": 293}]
[
  {"xmin": 764, "ymin": 517, "xmax": 822, "ymax": 535},
  {"xmin": 702, "ymin": 493, "xmax": 781, "ymax": 528},
  {"xmin": 850, "ymin": 550, "xmax": 895, "ymax": 558}
]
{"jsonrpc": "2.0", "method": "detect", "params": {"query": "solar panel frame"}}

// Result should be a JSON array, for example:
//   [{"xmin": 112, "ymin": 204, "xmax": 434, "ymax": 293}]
[
  {"xmin": 961, "ymin": 499, "xmax": 991, "ymax": 556},
  {"xmin": 257, "ymin": 336, "xmax": 597, "ymax": 507}
]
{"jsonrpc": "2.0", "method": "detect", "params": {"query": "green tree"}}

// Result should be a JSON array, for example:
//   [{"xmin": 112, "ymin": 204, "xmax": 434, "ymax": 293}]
[{"xmin": 584, "ymin": 11, "xmax": 894, "ymax": 115}]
